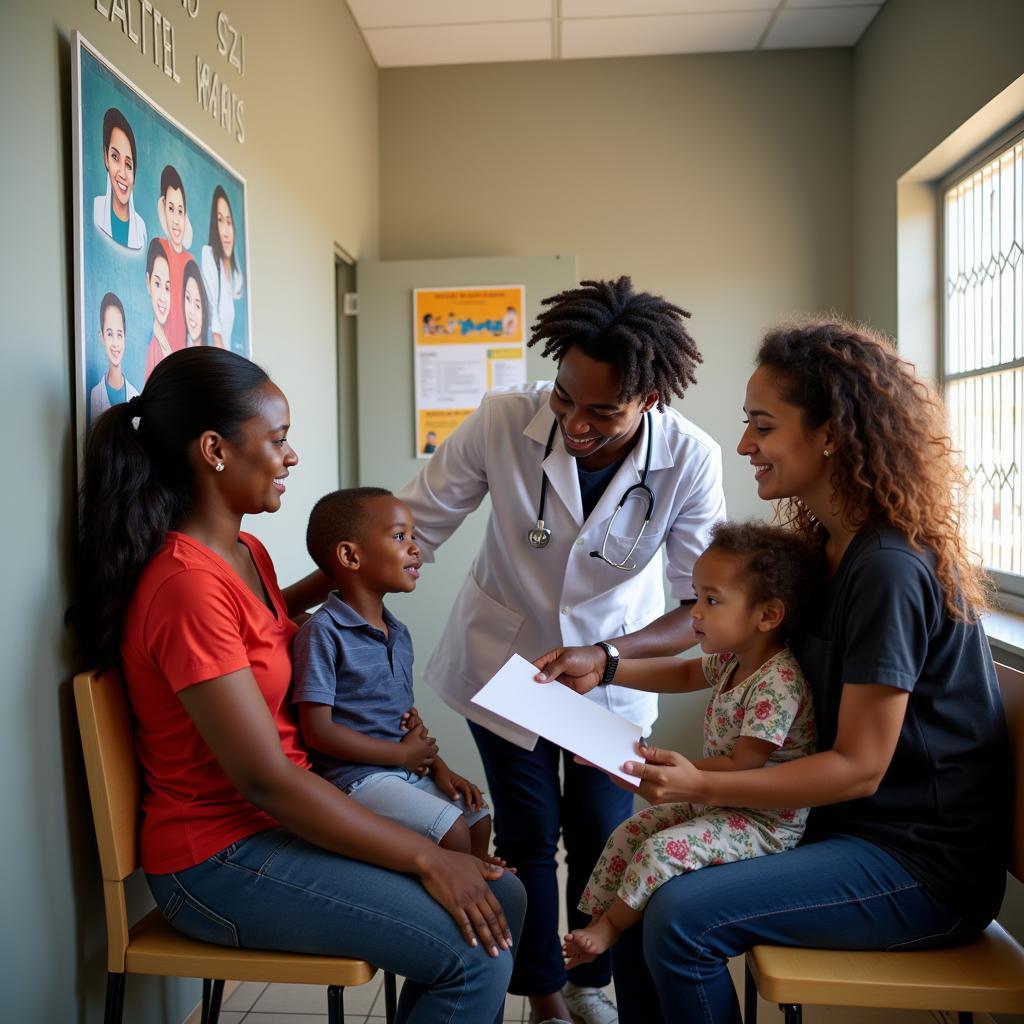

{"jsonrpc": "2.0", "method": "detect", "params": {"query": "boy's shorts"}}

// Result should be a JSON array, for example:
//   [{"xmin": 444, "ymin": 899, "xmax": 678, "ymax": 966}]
[{"xmin": 345, "ymin": 768, "xmax": 490, "ymax": 844}]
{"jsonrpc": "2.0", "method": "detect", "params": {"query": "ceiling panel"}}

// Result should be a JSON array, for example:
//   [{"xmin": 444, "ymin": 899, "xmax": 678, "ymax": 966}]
[
  {"xmin": 364, "ymin": 19, "xmax": 553, "ymax": 68},
  {"xmin": 785, "ymin": 0, "xmax": 881, "ymax": 7},
  {"xmin": 763, "ymin": 5, "xmax": 882, "ymax": 48},
  {"xmin": 562, "ymin": 0, "xmax": 776, "ymax": 16},
  {"xmin": 348, "ymin": 0, "xmax": 551, "ymax": 30},
  {"xmin": 563, "ymin": 10, "xmax": 771, "ymax": 59}
]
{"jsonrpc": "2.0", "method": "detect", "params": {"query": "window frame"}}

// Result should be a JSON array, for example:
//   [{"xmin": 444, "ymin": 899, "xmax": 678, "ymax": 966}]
[{"xmin": 939, "ymin": 118, "xmax": 1024, "ymax": 604}]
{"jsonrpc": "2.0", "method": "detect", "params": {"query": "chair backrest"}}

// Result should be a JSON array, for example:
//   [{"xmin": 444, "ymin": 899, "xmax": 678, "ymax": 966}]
[
  {"xmin": 995, "ymin": 661, "xmax": 1024, "ymax": 882},
  {"xmin": 75, "ymin": 667, "xmax": 142, "ymax": 970}
]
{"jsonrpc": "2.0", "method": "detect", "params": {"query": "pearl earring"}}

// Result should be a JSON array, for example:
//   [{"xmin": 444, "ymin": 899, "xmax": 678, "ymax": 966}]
[
  {"xmin": 823, "ymin": 449, "xmax": 831, "ymax": 458},
  {"xmin": 215, "ymin": 462, "xmax": 225, "ymax": 473}
]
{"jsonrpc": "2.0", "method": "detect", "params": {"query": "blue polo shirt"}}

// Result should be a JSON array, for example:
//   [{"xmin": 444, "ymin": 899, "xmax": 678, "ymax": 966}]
[{"xmin": 291, "ymin": 592, "xmax": 415, "ymax": 791}]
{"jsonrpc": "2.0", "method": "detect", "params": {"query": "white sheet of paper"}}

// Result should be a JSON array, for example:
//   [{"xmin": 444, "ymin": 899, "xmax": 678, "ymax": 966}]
[{"xmin": 471, "ymin": 654, "xmax": 643, "ymax": 786}]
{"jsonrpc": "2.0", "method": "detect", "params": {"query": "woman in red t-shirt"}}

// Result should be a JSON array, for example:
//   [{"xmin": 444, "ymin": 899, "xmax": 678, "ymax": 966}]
[{"xmin": 78, "ymin": 347, "xmax": 525, "ymax": 1024}]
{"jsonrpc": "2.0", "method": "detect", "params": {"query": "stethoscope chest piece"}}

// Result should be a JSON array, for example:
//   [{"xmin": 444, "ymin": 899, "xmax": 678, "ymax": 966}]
[{"xmin": 528, "ymin": 521, "xmax": 552, "ymax": 548}]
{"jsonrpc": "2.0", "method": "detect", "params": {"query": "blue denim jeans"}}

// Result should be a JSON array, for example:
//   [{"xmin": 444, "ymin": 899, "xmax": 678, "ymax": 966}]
[
  {"xmin": 147, "ymin": 827, "xmax": 526, "ymax": 1024},
  {"xmin": 610, "ymin": 834, "xmax": 986, "ymax": 1024},
  {"xmin": 469, "ymin": 720, "xmax": 636, "ymax": 996}
]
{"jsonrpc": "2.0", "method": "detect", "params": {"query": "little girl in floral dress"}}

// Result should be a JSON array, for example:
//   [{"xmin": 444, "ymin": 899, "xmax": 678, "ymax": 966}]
[{"xmin": 563, "ymin": 522, "xmax": 818, "ymax": 968}]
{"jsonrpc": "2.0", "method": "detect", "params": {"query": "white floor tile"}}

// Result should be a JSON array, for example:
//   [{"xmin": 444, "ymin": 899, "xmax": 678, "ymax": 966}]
[
  {"xmin": 222, "ymin": 981, "xmax": 268, "ymax": 1011},
  {"xmin": 242, "ymin": 1015, "xmax": 328, "ymax": 1023},
  {"xmin": 250, "ymin": 981, "xmax": 347, "ymax": 1014},
  {"xmin": 214, "ymin": 1014, "xmax": 245, "ymax": 1024}
]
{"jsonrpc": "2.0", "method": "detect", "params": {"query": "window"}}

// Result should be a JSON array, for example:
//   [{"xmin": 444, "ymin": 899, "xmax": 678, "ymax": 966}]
[{"xmin": 943, "ymin": 126, "xmax": 1024, "ymax": 597}]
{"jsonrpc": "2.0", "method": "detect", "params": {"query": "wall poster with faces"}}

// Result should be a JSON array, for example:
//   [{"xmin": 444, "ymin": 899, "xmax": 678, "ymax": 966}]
[{"xmin": 72, "ymin": 32, "xmax": 251, "ymax": 459}]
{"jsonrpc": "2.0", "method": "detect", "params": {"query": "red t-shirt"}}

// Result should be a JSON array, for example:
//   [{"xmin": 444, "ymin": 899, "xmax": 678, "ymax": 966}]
[{"xmin": 121, "ymin": 531, "xmax": 308, "ymax": 873}]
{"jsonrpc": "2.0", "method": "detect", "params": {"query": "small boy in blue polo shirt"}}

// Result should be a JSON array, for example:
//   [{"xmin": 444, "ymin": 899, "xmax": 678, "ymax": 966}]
[{"xmin": 292, "ymin": 487, "xmax": 492, "ymax": 857}]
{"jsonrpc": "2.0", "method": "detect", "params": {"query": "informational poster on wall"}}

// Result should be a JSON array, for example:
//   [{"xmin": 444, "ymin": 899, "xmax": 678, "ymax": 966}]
[
  {"xmin": 413, "ymin": 285, "xmax": 526, "ymax": 457},
  {"xmin": 72, "ymin": 32, "xmax": 251, "ymax": 452}
]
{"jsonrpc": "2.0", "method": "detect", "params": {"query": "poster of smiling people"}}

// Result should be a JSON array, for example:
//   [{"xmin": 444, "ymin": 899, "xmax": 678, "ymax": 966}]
[{"xmin": 73, "ymin": 32, "xmax": 250, "ymax": 444}]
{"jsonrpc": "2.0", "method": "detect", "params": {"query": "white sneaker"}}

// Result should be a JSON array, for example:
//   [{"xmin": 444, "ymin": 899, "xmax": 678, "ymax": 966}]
[{"xmin": 563, "ymin": 982, "xmax": 618, "ymax": 1024}]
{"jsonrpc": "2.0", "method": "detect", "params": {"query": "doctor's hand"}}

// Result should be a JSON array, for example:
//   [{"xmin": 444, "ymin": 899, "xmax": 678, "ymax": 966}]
[
  {"xmin": 533, "ymin": 645, "xmax": 606, "ymax": 693},
  {"xmin": 623, "ymin": 742, "xmax": 702, "ymax": 804}
]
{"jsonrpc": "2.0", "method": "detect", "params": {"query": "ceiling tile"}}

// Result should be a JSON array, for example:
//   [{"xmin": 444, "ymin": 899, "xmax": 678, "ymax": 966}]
[
  {"xmin": 563, "ymin": 0, "xmax": 775, "ymax": 16},
  {"xmin": 347, "ymin": 0, "xmax": 551, "ymax": 30},
  {"xmin": 562, "ymin": 10, "xmax": 771, "ymax": 59},
  {"xmin": 365, "ymin": 20, "xmax": 553, "ymax": 67},
  {"xmin": 763, "ymin": 5, "xmax": 881, "ymax": 48},
  {"xmin": 785, "ymin": 0, "xmax": 883, "ymax": 7}
]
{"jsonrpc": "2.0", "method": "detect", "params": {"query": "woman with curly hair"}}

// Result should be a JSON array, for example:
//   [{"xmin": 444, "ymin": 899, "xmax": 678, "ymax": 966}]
[{"xmin": 549, "ymin": 319, "xmax": 1010, "ymax": 1024}]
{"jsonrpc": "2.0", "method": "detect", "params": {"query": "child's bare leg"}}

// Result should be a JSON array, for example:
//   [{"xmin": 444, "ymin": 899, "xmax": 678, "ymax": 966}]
[
  {"xmin": 563, "ymin": 897, "xmax": 641, "ymax": 969},
  {"xmin": 438, "ymin": 815, "xmax": 471, "ymax": 853},
  {"xmin": 469, "ymin": 816, "xmax": 491, "ymax": 859}
]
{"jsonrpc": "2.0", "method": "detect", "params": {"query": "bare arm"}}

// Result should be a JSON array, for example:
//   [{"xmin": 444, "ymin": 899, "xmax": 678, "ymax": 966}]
[
  {"xmin": 610, "ymin": 654, "xmax": 708, "ymax": 694},
  {"xmin": 534, "ymin": 604, "xmax": 699, "ymax": 690},
  {"xmin": 690, "ymin": 736, "xmax": 777, "ymax": 773},
  {"xmin": 627, "ymin": 684, "xmax": 909, "ymax": 810},
  {"xmin": 282, "ymin": 568, "xmax": 333, "ymax": 621},
  {"xmin": 298, "ymin": 702, "xmax": 437, "ymax": 771},
  {"xmin": 178, "ymin": 669, "xmax": 511, "ymax": 953}
]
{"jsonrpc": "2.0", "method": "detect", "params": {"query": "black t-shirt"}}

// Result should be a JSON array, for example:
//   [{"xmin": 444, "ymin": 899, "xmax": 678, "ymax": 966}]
[
  {"xmin": 577, "ymin": 454, "xmax": 628, "ymax": 520},
  {"xmin": 792, "ymin": 526, "xmax": 1010, "ymax": 920}
]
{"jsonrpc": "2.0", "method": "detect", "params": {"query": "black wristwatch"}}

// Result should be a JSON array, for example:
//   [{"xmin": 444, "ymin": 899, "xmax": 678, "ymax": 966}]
[{"xmin": 594, "ymin": 641, "xmax": 619, "ymax": 686}]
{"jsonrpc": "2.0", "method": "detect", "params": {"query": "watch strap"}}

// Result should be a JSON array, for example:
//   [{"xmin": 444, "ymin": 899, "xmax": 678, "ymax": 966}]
[{"xmin": 595, "ymin": 641, "xmax": 619, "ymax": 686}]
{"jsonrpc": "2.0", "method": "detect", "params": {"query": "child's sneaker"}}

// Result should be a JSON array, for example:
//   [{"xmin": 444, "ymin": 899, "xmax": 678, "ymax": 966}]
[{"xmin": 563, "ymin": 982, "xmax": 618, "ymax": 1024}]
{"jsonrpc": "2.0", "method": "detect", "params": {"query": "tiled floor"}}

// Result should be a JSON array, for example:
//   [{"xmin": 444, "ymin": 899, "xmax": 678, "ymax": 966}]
[{"xmin": 211, "ymin": 967, "xmax": 943, "ymax": 1023}]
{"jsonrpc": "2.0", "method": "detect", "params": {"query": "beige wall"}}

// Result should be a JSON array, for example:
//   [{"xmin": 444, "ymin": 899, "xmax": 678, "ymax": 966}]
[
  {"xmin": 0, "ymin": 2, "xmax": 377, "ymax": 1019},
  {"xmin": 852, "ymin": 0, "xmax": 1024, "ymax": 333},
  {"xmin": 380, "ymin": 51, "xmax": 854, "ymax": 531},
  {"xmin": 379, "ymin": 50, "xmax": 853, "ymax": 758}
]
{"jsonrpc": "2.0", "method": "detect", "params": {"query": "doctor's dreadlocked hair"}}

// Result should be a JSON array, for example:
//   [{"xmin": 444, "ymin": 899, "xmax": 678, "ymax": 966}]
[{"xmin": 527, "ymin": 276, "xmax": 702, "ymax": 409}]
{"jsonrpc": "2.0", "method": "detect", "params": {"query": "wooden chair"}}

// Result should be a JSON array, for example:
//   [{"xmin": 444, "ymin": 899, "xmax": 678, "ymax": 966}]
[
  {"xmin": 74, "ymin": 667, "xmax": 397, "ymax": 1024},
  {"xmin": 743, "ymin": 661, "xmax": 1024, "ymax": 1024}
]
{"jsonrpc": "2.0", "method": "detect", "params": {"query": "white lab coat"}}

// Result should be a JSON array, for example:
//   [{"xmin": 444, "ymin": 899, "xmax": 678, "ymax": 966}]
[
  {"xmin": 397, "ymin": 382, "xmax": 727, "ymax": 749},
  {"xmin": 92, "ymin": 183, "xmax": 147, "ymax": 251}
]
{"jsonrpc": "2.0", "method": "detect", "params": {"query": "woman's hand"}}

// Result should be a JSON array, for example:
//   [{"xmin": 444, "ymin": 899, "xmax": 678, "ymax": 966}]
[
  {"xmin": 417, "ymin": 850, "xmax": 514, "ymax": 956},
  {"xmin": 533, "ymin": 645, "xmax": 605, "ymax": 693},
  {"xmin": 432, "ymin": 759, "xmax": 485, "ymax": 813},
  {"xmin": 623, "ymin": 743, "xmax": 703, "ymax": 804}
]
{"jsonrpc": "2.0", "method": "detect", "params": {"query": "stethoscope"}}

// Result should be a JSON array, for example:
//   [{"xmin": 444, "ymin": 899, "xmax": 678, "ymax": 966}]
[{"xmin": 528, "ymin": 411, "xmax": 656, "ymax": 571}]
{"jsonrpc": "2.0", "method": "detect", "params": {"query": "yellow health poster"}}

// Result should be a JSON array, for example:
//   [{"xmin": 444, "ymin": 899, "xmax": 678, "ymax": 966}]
[{"xmin": 413, "ymin": 285, "xmax": 526, "ymax": 457}]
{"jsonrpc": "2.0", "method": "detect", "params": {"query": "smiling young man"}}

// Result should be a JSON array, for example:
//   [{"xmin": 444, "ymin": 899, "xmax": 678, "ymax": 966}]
[{"xmin": 398, "ymin": 277, "xmax": 726, "ymax": 1024}]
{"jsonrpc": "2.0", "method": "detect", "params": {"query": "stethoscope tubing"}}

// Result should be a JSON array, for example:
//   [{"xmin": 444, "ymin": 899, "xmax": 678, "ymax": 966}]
[{"xmin": 529, "ymin": 411, "xmax": 655, "ymax": 559}]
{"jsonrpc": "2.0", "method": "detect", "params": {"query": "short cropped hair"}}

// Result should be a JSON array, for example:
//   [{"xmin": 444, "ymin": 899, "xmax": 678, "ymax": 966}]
[
  {"xmin": 159, "ymin": 164, "xmax": 186, "ymax": 208},
  {"xmin": 99, "ymin": 291, "xmax": 125, "ymax": 333},
  {"xmin": 706, "ymin": 521, "xmax": 819, "ymax": 636},
  {"xmin": 306, "ymin": 487, "xmax": 393, "ymax": 573}
]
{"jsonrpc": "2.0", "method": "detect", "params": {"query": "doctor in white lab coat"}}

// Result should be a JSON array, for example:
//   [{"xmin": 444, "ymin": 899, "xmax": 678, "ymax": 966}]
[{"xmin": 398, "ymin": 278, "xmax": 726, "ymax": 1024}]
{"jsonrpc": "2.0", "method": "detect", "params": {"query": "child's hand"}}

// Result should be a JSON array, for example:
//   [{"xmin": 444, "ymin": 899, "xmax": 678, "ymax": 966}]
[
  {"xmin": 399, "ymin": 724, "xmax": 438, "ymax": 771},
  {"xmin": 401, "ymin": 706, "xmax": 424, "ymax": 733},
  {"xmin": 433, "ymin": 761, "xmax": 485, "ymax": 812},
  {"xmin": 623, "ymin": 743, "xmax": 701, "ymax": 804}
]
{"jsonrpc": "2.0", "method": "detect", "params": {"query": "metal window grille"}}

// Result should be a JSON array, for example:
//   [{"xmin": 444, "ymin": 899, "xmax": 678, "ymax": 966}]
[{"xmin": 943, "ymin": 128, "xmax": 1024, "ymax": 589}]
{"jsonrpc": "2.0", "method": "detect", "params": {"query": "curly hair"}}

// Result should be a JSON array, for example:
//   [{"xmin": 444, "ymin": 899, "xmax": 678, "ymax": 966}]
[
  {"xmin": 527, "ymin": 276, "xmax": 702, "ymax": 409},
  {"xmin": 756, "ymin": 318, "xmax": 988, "ymax": 621},
  {"xmin": 707, "ymin": 520, "xmax": 820, "ymax": 637},
  {"xmin": 306, "ymin": 487, "xmax": 393, "ymax": 574}
]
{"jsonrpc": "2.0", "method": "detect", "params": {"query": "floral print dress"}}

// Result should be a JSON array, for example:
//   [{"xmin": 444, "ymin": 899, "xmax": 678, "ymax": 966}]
[{"xmin": 579, "ymin": 648, "xmax": 816, "ymax": 914}]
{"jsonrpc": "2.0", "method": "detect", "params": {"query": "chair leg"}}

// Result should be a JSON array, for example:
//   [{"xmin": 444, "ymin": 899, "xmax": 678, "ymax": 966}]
[
  {"xmin": 104, "ymin": 972, "xmax": 126, "ymax": 1024},
  {"xmin": 780, "ymin": 1005, "xmax": 802, "ymax": 1024},
  {"xmin": 327, "ymin": 984, "xmax": 345, "ymax": 1024},
  {"xmin": 958, "ymin": 1015, "xmax": 974, "ymax": 1024},
  {"xmin": 202, "ymin": 979, "xmax": 224, "ymax": 1024},
  {"xmin": 743, "ymin": 962, "xmax": 758, "ymax": 1024},
  {"xmin": 384, "ymin": 971, "xmax": 397, "ymax": 1023}
]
